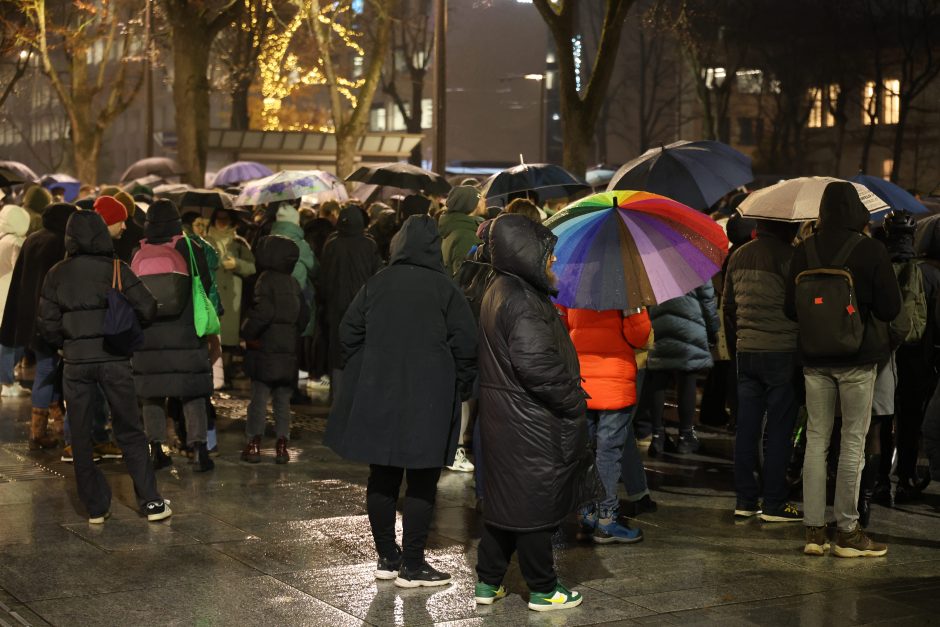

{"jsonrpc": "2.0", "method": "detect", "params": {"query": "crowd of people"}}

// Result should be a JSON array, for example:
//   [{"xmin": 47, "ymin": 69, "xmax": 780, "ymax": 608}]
[{"xmin": 0, "ymin": 174, "xmax": 938, "ymax": 613}]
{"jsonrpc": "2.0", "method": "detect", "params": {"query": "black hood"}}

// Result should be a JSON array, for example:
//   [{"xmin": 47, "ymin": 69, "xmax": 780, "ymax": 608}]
[
  {"xmin": 64, "ymin": 210, "xmax": 114, "ymax": 257},
  {"xmin": 42, "ymin": 202, "xmax": 77, "ymax": 234},
  {"xmin": 489, "ymin": 213, "xmax": 557, "ymax": 295},
  {"xmin": 818, "ymin": 182, "xmax": 870, "ymax": 233},
  {"xmin": 726, "ymin": 214, "xmax": 756, "ymax": 246},
  {"xmin": 389, "ymin": 215, "xmax": 444, "ymax": 272},
  {"xmin": 755, "ymin": 219, "xmax": 799, "ymax": 244},
  {"xmin": 255, "ymin": 234, "xmax": 299, "ymax": 274},
  {"xmin": 337, "ymin": 205, "xmax": 365, "ymax": 236},
  {"xmin": 145, "ymin": 199, "xmax": 183, "ymax": 243}
]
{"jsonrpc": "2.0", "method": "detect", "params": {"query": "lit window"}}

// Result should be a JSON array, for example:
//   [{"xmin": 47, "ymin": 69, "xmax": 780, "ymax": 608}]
[
  {"xmin": 808, "ymin": 89, "xmax": 823, "ymax": 128},
  {"xmin": 390, "ymin": 103, "xmax": 410, "ymax": 131},
  {"xmin": 863, "ymin": 81, "xmax": 877, "ymax": 125},
  {"xmin": 883, "ymin": 79, "xmax": 900, "ymax": 124},
  {"xmin": 825, "ymin": 84, "xmax": 839, "ymax": 127},
  {"xmin": 704, "ymin": 67, "xmax": 726, "ymax": 90},
  {"xmin": 735, "ymin": 69, "xmax": 762, "ymax": 95},
  {"xmin": 353, "ymin": 56, "xmax": 363, "ymax": 79},
  {"xmin": 370, "ymin": 107, "xmax": 386, "ymax": 132},
  {"xmin": 882, "ymin": 159, "xmax": 893, "ymax": 179},
  {"xmin": 421, "ymin": 98, "xmax": 432, "ymax": 129}
]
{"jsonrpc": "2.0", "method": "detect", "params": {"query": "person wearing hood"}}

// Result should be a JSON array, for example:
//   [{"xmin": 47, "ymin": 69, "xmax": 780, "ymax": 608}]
[
  {"xmin": 99, "ymin": 187, "xmax": 144, "ymax": 264},
  {"xmin": 785, "ymin": 181, "xmax": 901, "ymax": 558},
  {"xmin": 325, "ymin": 215, "xmax": 477, "ymax": 589},
  {"xmin": 724, "ymin": 218, "xmax": 803, "ymax": 523},
  {"xmin": 270, "ymin": 204, "xmax": 317, "ymax": 301},
  {"xmin": 317, "ymin": 204, "xmax": 382, "ymax": 383},
  {"xmin": 240, "ymin": 235, "xmax": 307, "ymax": 465},
  {"xmin": 21, "ymin": 185, "xmax": 52, "ymax": 235},
  {"xmin": 398, "ymin": 194, "xmax": 431, "ymax": 225},
  {"xmin": 131, "ymin": 200, "xmax": 216, "ymax": 472},
  {"xmin": 367, "ymin": 209, "xmax": 399, "ymax": 263},
  {"xmin": 473, "ymin": 213, "xmax": 588, "ymax": 612},
  {"xmin": 206, "ymin": 208, "xmax": 255, "ymax": 383},
  {"xmin": 917, "ymin": 217, "xmax": 940, "ymax": 493},
  {"xmin": 439, "ymin": 185, "xmax": 482, "ymax": 278},
  {"xmin": 1, "ymin": 202, "xmax": 76, "ymax": 449},
  {"xmin": 36, "ymin": 211, "xmax": 170, "ymax": 523},
  {"xmin": 0, "ymin": 204, "xmax": 31, "ymax": 396}
]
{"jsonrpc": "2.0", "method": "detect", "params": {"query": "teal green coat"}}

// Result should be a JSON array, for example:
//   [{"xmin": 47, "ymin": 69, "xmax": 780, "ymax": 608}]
[
  {"xmin": 438, "ymin": 211, "xmax": 482, "ymax": 278},
  {"xmin": 270, "ymin": 220, "xmax": 317, "ymax": 291}
]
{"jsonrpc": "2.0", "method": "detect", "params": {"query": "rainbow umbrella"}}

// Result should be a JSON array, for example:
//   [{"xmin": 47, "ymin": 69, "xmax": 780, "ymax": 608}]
[{"xmin": 545, "ymin": 190, "xmax": 729, "ymax": 310}]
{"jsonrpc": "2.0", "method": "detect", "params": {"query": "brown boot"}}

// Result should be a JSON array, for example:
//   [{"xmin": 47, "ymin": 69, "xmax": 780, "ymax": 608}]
[
  {"xmin": 47, "ymin": 402, "xmax": 65, "ymax": 440},
  {"xmin": 275, "ymin": 437, "xmax": 289, "ymax": 465},
  {"xmin": 241, "ymin": 436, "xmax": 261, "ymax": 463},
  {"xmin": 29, "ymin": 408, "xmax": 58, "ymax": 450}
]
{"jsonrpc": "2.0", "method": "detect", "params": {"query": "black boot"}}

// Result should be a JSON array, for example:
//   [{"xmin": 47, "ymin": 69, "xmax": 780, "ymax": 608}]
[
  {"xmin": 194, "ymin": 442, "xmax": 214, "ymax": 473},
  {"xmin": 151, "ymin": 441, "xmax": 172, "ymax": 470},
  {"xmin": 858, "ymin": 454, "xmax": 879, "ymax": 528},
  {"xmin": 894, "ymin": 475, "xmax": 925, "ymax": 504}
]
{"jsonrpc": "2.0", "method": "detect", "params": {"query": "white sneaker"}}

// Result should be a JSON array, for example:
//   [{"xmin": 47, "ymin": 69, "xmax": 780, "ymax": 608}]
[
  {"xmin": 145, "ymin": 499, "xmax": 172, "ymax": 522},
  {"xmin": 446, "ymin": 447, "xmax": 474, "ymax": 472},
  {"xmin": 298, "ymin": 370, "xmax": 309, "ymax": 381},
  {"xmin": 1, "ymin": 383, "xmax": 29, "ymax": 397}
]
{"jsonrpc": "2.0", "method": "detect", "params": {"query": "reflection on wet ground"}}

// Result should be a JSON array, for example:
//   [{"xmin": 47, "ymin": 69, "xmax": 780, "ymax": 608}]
[{"xmin": 0, "ymin": 392, "xmax": 939, "ymax": 626}]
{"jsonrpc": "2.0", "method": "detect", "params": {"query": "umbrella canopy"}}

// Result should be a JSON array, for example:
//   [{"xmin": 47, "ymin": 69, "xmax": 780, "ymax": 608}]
[
  {"xmin": 179, "ymin": 188, "xmax": 235, "ymax": 218},
  {"xmin": 39, "ymin": 173, "xmax": 81, "ymax": 202},
  {"xmin": 850, "ymin": 174, "xmax": 929, "ymax": 220},
  {"xmin": 545, "ymin": 190, "xmax": 729, "ymax": 310},
  {"xmin": 120, "ymin": 157, "xmax": 184, "ymax": 184},
  {"xmin": 211, "ymin": 161, "xmax": 274, "ymax": 187},
  {"xmin": 152, "ymin": 183, "xmax": 193, "ymax": 205},
  {"xmin": 235, "ymin": 170, "xmax": 337, "ymax": 207},
  {"xmin": 0, "ymin": 167, "xmax": 26, "ymax": 187},
  {"xmin": 738, "ymin": 177, "xmax": 889, "ymax": 222},
  {"xmin": 0, "ymin": 160, "xmax": 38, "ymax": 184},
  {"xmin": 481, "ymin": 163, "xmax": 589, "ymax": 207},
  {"xmin": 607, "ymin": 140, "xmax": 753, "ymax": 211},
  {"xmin": 346, "ymin": 162, "xmax": 451, "ymax": 195},
  {"xmin": 298, "ymin": 170, "xmax": 348, "ymax": 205}
]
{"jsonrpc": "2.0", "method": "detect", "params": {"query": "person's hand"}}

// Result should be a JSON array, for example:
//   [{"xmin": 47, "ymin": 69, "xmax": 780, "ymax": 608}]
[{"xmin": 222, "ymin": 256, "xmax": 236, "ymax": 270}]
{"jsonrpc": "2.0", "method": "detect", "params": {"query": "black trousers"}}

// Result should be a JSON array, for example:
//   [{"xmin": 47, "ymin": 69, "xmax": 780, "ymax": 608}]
[
  {"xmin": 476, "ymin": 524, "xmax": 557, "ymax": 594},
  {"xmin": 64, "ymin": 360, "xmax": 160, "ymax": 517},
  {"xmin": 649, "ymin": 370, "xmax": 699, "ymax": 432},
  {"xmin": 367, "ymin": 464, "xmax": 441, "ymax": 570},
  {"xmin": 895, "ymin": 346, "xmax": 935, "ymax": 480}
]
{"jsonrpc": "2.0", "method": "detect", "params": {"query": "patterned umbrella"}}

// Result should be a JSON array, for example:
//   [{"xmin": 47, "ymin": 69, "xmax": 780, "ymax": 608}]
[
  {"xmin": 545, "ymin": 190, "xmax": 729, "ymax": 310},
  {"xmin": 234, "ymin": 170, "xmax": 336, "ymax": 207},
  {"xmin": 211, "ymin": 161, "xmax": 274, "ymax": 187}
]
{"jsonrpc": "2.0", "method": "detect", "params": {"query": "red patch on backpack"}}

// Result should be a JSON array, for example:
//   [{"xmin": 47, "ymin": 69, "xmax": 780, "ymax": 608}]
[
  {"xmin": 846, "ymin": 304, "xmax": 856, "ymax": 315},
  {"xmin": 814, "ymin": 297, "xmax": 823, "ymax": 305}
]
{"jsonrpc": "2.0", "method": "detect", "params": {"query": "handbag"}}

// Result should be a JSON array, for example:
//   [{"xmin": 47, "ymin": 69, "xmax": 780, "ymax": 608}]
[
  {"xmin": 183, "ymin": 235, "xmax": 221, "ymax": 337},
  {"xmin": 103, "ymin": 258, "xmax": 144, "ymax": 356}
]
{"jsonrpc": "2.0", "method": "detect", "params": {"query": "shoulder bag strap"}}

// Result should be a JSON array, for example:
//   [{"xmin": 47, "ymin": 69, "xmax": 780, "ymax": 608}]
[
  {"xmin": 182, "ymin": 234, "xmax": 200, "ymax": 280},
  {"xmin": 112, "ymin": 258, "xmax": 122, "ymax": 292}
]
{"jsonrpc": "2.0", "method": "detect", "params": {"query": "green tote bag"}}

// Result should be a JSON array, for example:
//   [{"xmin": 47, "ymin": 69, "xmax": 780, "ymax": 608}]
[{"xmin": 183, "ymin": 235, "xmax": 221, "ymax": 337}]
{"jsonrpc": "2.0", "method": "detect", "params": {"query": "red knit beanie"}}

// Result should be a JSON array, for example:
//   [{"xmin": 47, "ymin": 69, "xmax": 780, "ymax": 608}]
[{"xmin": 94, "ymin": 195, "xmax": 127, "ymax": 226}]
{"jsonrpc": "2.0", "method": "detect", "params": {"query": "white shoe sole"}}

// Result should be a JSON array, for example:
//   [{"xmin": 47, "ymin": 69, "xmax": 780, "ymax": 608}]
[
  {"xmin": 760, "ymin": 514, "xmax": 803, "ymax": 523},
  {"xmin": 374, "ymin": 570, "xmax": 398, "ymax": 580},
  {"xmin": 734, "ymin": 510, "xmax": 761, "ymax": 518},
  {"xmin": 88, "ymin": 513, "xmax": 110, "ymax": 524},
  {"xmin": 804, "ymin": 542, "xmax": 830, "ymax": 556},
  {"xmin": 146, "ymin": 503, "xmax": 172, "ymax": 522},
  {"xmin": 394, "ymin": 576, "xmax": 452, "ymax": 588},
  {"xmin": 528, "ymin": 597, "xmax": 583, "ymax": 612},
  {"xmin": 475, "ymin": 595, "xmax": 505, "ymax": 605},
  {"xmin": 832, "ymin": 544, "xmax": 887, "ymax": 558}
]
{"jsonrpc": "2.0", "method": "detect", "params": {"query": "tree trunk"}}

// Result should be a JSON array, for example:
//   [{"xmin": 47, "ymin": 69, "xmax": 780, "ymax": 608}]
[
  {"xmin": 561, "ymin": 106, "xmax": 592, "ymax": 179},
  {"xmin": 230, "ymin": 83, "xmax": 251, "ymax": 130},
  {"xmin": 171, "ymin": 20, "xmax": 214, "ymax": 187},
  {"xmin": 335, "ymin": 131, "xmax": 358, "ymax": 183},
  {"xmin": 890, "ymin": 101, "xmax": 911, "ymax": 183},
  {"xmin": 71, "ymin": 120, "xmax": 100, "ymax": 186},
  {"xmin": 407, "ymin": 70, "xmax": 424, "ymax": 166}
]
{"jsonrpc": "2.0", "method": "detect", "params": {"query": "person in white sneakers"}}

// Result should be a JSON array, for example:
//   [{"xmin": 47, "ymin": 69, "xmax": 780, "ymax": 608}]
[{"xmin": 0, "ymin": 204, "xmax": 30, "ymax": 397}]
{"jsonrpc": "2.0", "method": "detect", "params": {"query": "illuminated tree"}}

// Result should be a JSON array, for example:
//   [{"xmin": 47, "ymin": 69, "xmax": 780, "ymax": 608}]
[
  {"xmin": 213, "ymin": 0, "xmax": 275, "ymax": 129},
  {"xmin": 23, "ymin": 0, "xmax": 146, "ymax": 185},
  {"xmin": 0, "ymin": 1, "xmax": 31, "ymax": 110}
]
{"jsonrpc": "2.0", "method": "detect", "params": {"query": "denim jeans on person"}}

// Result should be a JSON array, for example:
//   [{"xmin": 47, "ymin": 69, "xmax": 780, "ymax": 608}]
[
  {"xmin": 734, "ymin": 351, "xmax": 800, "ymax": 511},
  {"xmin": 803, "ymin": 364, "xmax": 877, "ymax": 532},
  {"xmin": 32, "ymin": 345, "xmax": 61, "ymax": 409},
  {"xmin": 581, "ymin": 407, "xmax": 634, "ymax": 518},
  {"xmin": 63, "ymin": 385, "xmax": 110, "ymax": 445},
  {"xmin": 0, "ymin": 345, "xmax": 23, "ymax": 385}
]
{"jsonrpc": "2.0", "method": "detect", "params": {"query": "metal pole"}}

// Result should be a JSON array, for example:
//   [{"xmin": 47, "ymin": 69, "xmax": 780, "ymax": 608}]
[
  {"xmin": 538, "ymin": 78, "xmax": 546, "ymax": 162},
  {"xmin": 144, "ymin": 0, "xmax": 154, "ymax": 157},
  {"xmin": 433, "ymin": 0, "xmax": 446, "ymax": 175}
]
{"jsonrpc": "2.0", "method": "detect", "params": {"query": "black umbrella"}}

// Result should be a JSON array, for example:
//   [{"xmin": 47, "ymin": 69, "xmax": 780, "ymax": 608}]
[
  {"xmin": 120, "ymin": 157, "xmax": 184, "ymax": 184},
  {"xmin": 481, "ymin": 163, "xmax": 589, "ymax": 207},
  {"xmin": 0, "ymin": 167, "xmax": 25, "ymax": 187},
  {"xmin": 0, "ymin": 160, "xmax": 38, "ymax": 185},
  {"xmin": 346, "ymin": 162, "xmax": 451, "ymax": 195},
  {"xmin": 179, "ymin": 188, "xmax": 235, "ymax": 219}
]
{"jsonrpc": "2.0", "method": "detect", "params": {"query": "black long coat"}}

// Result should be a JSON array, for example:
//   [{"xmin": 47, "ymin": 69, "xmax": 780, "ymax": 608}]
[
  {"xmin": 241, "ymin": 235, "xmax": 305, "ymax": 386},
  {"xmin": 131, "ymin": 228, "xmax": 214, "ymax": 399},
  {"xmin": 325, "ymin": 216, "xmax": 477, "ymax": 469},
  {"xmin": 0, "ymin": 203, "xmax": 76, "ymax": 351},
  {"xmin": 478, "ymin": 213, "xmax": 590, "ymax": 532},
  {"xmin": 37, "ymin": 211, "xmax": 156, "ymax": 363},
  {"xmin": 317, "ymin": 206, "xmax": 382, "ymax": 371}
]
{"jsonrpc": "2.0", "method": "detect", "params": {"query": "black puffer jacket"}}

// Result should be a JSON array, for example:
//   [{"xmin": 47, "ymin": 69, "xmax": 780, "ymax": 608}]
[
  {"xmin": 478, "ymin": 213, "xmax": 589, "ymax": 532},
  {"xmin": 241, "ymin": 235, "xmax": 305, "ymax": 386},
  {"xmin": 131, "ymin": 214, "xmax": 214, "ymax": 399},
  {"xmin": 317, "ymin": 206, "xmax": 382, "ymax": 371},
  {"xmin": 325, "ymin": 216, "xmax": 478, "ymax": 469},
  {"xmin": 37, "ymin": 211, "xmax": 156, "ymax": 363},
  {"xmin": 647, "ymin": 283, "xmax": 719, "ymax": 372},
  {"xmin": 1, "ymin": 203, "xmax": 76, "ymax": 351},
  {"xmin": 785, "ymin": 182, "xmax": 901, "ymax": 367}
]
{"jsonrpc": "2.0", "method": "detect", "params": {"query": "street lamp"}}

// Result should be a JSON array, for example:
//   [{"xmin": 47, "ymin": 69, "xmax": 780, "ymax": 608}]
[{"xmin": 524, "ymin": 73, "xmax": 546, "ymax": 163}]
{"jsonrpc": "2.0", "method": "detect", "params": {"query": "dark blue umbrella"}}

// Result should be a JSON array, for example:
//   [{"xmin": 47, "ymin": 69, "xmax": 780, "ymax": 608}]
[
  {"xmin": 850, "ymin": 174, "xmax": 929, "ymax": 222},
  {"xmin": 607, "ymin": 140, "xmax": 753, "ymax": 211},
  {"xmin": 211, "ymin": 161, "xmax": 274, "ymax": 187},
  {"xmin": 40, "ymin": 173, "xmax": 81, "ymax": 202},
  {"xmin": 481, "ymin": 163, "xmax": 589, "ymax": 207}
]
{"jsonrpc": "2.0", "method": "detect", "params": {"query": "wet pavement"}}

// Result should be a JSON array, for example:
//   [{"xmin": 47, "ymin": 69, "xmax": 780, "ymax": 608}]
[{"xmin": 1, "ymin": 387, "xmax": 939, "ymax": 626}]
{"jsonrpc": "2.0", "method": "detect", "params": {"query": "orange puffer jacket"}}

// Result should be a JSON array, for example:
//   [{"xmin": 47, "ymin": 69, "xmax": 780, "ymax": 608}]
[{"xmin": 558, "ymin": 306, "xmax": 652, "ymax": 410}]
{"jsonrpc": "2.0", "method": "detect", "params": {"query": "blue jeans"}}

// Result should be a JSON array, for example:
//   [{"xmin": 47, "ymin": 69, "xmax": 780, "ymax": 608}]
[
  {"xmin": 31, "ymin": 346, "xmax": 61, "ymax": 409},
  {"xmin": 0, "ymin": 345, "xmax": 23, "ymax": 384},
  {"xmin": 584, "ymin": 408, "xmax": 633, "ymax": 518},
  {"xmin": 621, "ymin": 370, "xmax": 650, "ymax": 501},
  {"xmin": 734, "ymin": 351, "xmax": 799, "ymax": 511}
]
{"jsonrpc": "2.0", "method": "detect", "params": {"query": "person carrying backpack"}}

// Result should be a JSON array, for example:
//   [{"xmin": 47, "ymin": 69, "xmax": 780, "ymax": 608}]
[
  {"xmin": 131, "ymin": 200, "xmax": 216, "ymax": 472},
  {"xmin": 785, "ymin": 182, "xmax": 901, "ymax": 558}
]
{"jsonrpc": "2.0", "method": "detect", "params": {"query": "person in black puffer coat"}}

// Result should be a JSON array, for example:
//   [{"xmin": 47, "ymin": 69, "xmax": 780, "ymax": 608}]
[
  {"xmin": 37, "ymin": 211, "xmax": 169, "ymax": 522},
  {"xmin": 474, "ymin": 213, "xmax": 589, "ymax": 611},
  {"xmin": 240, "ymin": 235, "xmax": 306, "ymax": 465},
  {"xmin": 1, "ymin": 202, "xmax": 76, "ymax": 449},
  {"xmin": 325, "ymin": 215, "xmax": 477, "ymax": 588},
  {"xmin": 131, "ymin": 200, "xmax": 215, "ymax": 472}
]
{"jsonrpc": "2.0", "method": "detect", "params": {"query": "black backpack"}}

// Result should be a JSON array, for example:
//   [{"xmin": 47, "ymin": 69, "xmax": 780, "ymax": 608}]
[{"xmin": 794, "ymin": 234, "xmax": 865, "ymax": 358}]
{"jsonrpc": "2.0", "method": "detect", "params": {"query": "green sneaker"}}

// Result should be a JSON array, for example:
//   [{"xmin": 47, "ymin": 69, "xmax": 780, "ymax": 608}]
[
  {"xmin": 528, "ymin": 583, "xmax": 582, "ymax": 612},
  {"xmin": 474, "ymin": 581, "xmax": 507, "ymax": 605}
]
